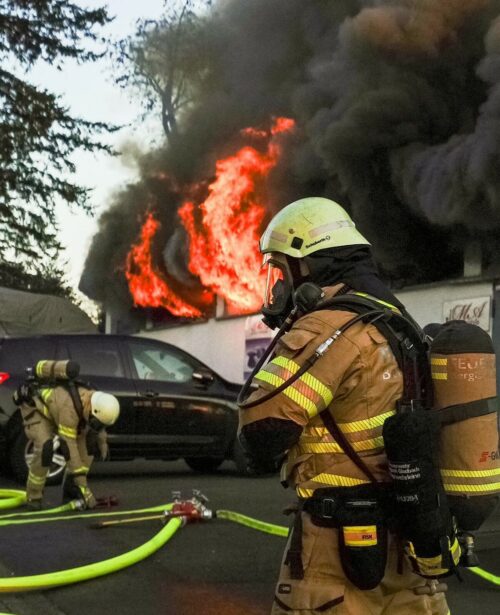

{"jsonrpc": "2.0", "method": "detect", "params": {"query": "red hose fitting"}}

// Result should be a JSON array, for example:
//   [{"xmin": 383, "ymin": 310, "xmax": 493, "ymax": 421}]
[{"xmin": 163, "ymin": 490, "xmax": 213, "ymax": 525}]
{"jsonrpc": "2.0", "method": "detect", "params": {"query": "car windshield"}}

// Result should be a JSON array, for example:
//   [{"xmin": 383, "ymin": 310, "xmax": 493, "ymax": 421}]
[{"xmin": 129, "ymin": 342, "xmax": 196, "ymax": 383}]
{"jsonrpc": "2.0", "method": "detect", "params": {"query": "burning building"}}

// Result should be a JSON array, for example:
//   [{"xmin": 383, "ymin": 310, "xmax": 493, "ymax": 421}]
[{"xmin": 80, "ymin": 0, "xmax": 500, "ymax": 381}]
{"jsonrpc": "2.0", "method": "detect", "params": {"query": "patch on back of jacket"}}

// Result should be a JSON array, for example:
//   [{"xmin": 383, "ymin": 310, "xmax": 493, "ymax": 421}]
[{"xmin": 278, "ymin": 583, "xmax": 292, "ymax": 594}]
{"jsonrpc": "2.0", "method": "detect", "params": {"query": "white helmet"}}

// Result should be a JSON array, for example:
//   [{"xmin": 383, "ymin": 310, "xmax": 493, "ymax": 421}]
[{"xmin": 90, "ymin": 391, "xmax": 120, "ymax": 427}]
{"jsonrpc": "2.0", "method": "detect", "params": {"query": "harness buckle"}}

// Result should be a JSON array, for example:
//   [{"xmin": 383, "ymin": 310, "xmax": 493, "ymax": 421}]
[{"xmin": 320, "ymin": 497, "xmax": 337, "ymax": 519}]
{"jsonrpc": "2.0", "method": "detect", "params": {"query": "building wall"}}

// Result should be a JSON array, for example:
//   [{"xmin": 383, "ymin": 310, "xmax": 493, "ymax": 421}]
[
  {"xmin": 135, "ymin": 279, "xmax": 495, "ymax": 383},
  {"xmin": 396, "ymin": 280, "xmax": 492, "ymax": 329},
  {"xmin": 139, "ymin": 316, "xmax": 249, "ymax": 383}
]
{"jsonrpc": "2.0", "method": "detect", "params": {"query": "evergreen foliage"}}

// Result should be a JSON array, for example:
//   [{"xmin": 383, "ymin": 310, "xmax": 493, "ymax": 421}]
[{"xmin": 0, "ymin": 0, "xmax": 116, "ymax": 289}]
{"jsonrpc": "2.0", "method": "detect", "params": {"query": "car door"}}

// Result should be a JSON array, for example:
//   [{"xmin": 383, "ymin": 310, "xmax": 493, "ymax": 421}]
[
  {"xmin": 125, "ymin": 337, "xmax": 230, "ymax": 453},
  {"xmin": 63, "ymin": 336, "xmax": 137, "ymax": 438}
]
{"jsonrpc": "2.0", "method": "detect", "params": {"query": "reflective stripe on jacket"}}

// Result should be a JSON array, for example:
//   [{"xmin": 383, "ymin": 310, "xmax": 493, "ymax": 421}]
[{"xmin": 239, "ymin": 285, "xmax": 404, "ymax": 498}]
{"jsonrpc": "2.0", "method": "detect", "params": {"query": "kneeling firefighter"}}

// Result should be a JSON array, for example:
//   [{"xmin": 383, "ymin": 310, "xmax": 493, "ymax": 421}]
[
  {"xmin": 238, "ymin": 197, "xmax": 472, "ymax": 614},
  {"xmin": 14, "ymin": 360, "xmax": 120, "ymax": 510}
]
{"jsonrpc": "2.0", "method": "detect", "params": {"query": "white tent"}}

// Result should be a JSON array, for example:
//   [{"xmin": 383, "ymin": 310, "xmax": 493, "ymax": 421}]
[{"xmin": 0, "ymin": 287, "xmax": 96, "ymax": 336}]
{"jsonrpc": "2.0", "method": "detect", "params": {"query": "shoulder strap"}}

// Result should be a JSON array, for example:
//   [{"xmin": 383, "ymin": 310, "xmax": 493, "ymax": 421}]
[
  {"xmin": 438, "ymin": 397, "xmax": 498, "ymax": 425},
  {"xmin": 66, "ymin": 381, "xmax": 87, "ymax": 433},
  {"xmin": 317, "ymin": 293, "xmax": 432, "ymax": 407},
  {"xmin": 316, "ymin": 292, "xmax": 430, "ymax": 484}
]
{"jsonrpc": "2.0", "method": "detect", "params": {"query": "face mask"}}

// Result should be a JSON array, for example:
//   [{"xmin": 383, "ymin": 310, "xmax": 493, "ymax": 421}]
[
  {"xmin": 89, "ymin": 416, "xmax": 106, "ymax": 432},
  {"xmin": 261, "ymin": 255, "xmax": 293, "ymax": 329}
]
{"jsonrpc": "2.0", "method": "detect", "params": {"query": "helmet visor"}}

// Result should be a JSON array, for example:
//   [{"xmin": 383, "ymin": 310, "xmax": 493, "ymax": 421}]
[{"xmin": 262, "ymin": 255, "xmax": 290, "ymax": 312}]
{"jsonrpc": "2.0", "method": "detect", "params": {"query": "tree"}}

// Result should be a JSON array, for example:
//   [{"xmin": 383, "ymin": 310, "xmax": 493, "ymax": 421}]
[
  {"xmin": 114, "ymin": 0, "xmax": 212, "ymax": 142},
  {"xmin": 0, "ymin": 0, "xmax": 116, "ymax": 279},
  {"xmin": 0, "ymin": 260, "xmax": 73, "ymax": 298}
]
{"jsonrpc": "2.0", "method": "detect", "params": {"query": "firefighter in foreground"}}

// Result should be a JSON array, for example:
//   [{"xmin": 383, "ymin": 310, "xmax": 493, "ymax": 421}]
[
  {"xmin": 16, "ymin": 360, "xmax": 120, "ymax": 510},
  {"xmin": 238, "ymin": 197, "xmax": 459, "ymax": 615}
]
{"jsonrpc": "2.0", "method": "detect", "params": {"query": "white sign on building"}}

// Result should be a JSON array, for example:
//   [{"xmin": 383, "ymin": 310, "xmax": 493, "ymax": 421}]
[
  {"xmin": 442, "ymin": 296, "xmax": 491, "ymax": 332},
  {"xmin": 244, "ymin": 315, "xmax": 274, "ymax": 380}
]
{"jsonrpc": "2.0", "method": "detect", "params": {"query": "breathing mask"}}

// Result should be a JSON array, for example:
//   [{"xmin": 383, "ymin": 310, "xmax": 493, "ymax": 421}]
[{"xmin": 261, "ymin": 253, "xmax": 295, "ymax": 329}]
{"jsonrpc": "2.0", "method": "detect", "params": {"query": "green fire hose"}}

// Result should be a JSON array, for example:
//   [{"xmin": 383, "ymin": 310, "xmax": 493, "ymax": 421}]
[
  {"xmin": 0, "ymin": 488, "xmax": 26, "ymax": 510},
  {"xmin": 0, "ymin": 516, "xmax": 182, "ymax": 592},
  {"xmin": 0, "ymin": 488, "xmax": 498, "ymax": 593}
]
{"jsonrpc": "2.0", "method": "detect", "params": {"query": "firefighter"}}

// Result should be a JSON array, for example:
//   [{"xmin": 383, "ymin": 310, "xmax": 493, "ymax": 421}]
[
  {"xmin": 238, "ymin": 197, "xmax": 450, "ymax": 614},
  {"xmin": 20, "ymin": 383, "xmax": 120, "ymax": 510}
]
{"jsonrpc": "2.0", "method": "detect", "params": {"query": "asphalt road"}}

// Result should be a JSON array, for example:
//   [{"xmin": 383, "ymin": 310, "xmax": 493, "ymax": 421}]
[{"xmin": 0, "ymin": 459, "xmax": 498, "ymax": 615}]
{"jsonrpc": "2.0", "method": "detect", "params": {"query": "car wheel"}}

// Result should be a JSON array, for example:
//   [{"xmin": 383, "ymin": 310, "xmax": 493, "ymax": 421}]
[
  {"xmin": 231, "ymin": 437, "xmax": 253, "ymax": 476},
  {"xmin": 184, "ymin": 456, "xmax": 224, "ymax": 473},
  {"xmin": 10, "ymin": 432, "xmax": 66, "ymax": 486}
]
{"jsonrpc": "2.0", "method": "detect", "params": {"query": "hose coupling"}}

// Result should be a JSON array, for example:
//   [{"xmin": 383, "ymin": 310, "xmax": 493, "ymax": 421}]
[{"xmin": 163, "ymin": 490, "xmax": 213, "ymax": 525}]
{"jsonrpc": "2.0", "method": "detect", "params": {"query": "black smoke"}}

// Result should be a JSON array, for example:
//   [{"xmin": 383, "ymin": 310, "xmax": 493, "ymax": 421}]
[{"xmin": 81, "ymin": 0, "xmax": 500, "ymax": 317}]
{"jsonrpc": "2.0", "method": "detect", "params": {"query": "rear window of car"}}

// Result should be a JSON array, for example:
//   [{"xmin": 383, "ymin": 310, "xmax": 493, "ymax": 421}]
[
  {"xmin": 0, "ymin": 338, "xmax": 59, "ymax": 374},
  {"xmin": 65, "ymin": 338, "xmax": 125, "ymax": 378}
]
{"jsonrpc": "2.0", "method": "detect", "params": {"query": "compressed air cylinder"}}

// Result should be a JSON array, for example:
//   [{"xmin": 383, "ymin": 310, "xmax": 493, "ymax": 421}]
[
  {"xmin": 430, "ymin": 320, "xmax": 500, "ymax": 531},
  {"xmin": 34, "ymin": 360, "xmax": 80, "ymax": 382}
]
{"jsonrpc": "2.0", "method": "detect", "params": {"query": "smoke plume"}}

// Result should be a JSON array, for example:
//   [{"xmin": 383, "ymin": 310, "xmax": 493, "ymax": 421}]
[{"xmin": 81, "ymin": 0, "xmax": 500, "ymax": 323}]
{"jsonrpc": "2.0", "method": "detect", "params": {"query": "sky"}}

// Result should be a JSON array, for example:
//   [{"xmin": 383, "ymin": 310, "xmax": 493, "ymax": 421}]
[{"xmin": 32, "ymin": 0, "xmax": 169, "ymax": 302}]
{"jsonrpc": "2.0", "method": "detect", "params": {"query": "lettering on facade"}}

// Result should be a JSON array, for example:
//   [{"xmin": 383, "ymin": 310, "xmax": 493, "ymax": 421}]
[{"xmin": 443, "ymin": 296, "xmax": 491, "ymax": 332}]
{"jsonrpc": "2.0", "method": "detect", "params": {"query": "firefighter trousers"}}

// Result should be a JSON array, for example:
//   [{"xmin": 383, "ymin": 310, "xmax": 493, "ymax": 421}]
[
  {"xmin": 22, "ymin": 407, "xmax": 55, "ymax": 502},
  {"xmin": 271, "ymin": 512, "xmax": 450, "ymax": 615}
]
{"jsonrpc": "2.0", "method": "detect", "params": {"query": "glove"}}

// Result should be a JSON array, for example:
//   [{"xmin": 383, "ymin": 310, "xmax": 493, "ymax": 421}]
[
  {"xmin": 13, "ymin": 383, "xmax": 34, "ymax": 406},
  {"xmin": 98, "ymin": 440, "xmax": 110, "ymax": 462},
  {"xmin": 78, "ymin": 485, "xmax": 97, "ymax": 509}
]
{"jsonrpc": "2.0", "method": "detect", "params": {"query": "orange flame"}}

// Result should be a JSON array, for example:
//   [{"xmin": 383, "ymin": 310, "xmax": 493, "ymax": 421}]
[
  {"xmin": 179, "ymin": 116, "xmax": 295, "ymax": 313},
  {"xmin": 125, "ymin": 213, "xmax": 203, "ymax": 318},
  {"xmin": 125, "ymin": 117, "xmax": 295, "ymax": 318}
]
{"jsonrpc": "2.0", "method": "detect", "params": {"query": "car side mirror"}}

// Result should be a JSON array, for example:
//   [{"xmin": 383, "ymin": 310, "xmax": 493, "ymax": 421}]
[{"xmin": 192, "ymin": 369, "xmax": 215, "ymax": 386}]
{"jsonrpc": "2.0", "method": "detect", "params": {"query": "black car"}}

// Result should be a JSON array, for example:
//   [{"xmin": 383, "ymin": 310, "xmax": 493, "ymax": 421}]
[{"xmin": 0, "ymin": 334, "xmax": 249, "ymax": 484}]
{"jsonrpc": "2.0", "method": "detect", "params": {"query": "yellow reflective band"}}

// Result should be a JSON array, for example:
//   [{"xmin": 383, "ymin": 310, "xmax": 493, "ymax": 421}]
[
  {"xmin": 299, "ymin": 436, "xmax": 384, "ymax": 455},
  {"xmin": 272, "ymin": 356, "xmax": 300, "ymax": 373},
  {"xmin": 282, "ymin": 384, "xmax": 320, "ymax": 417},
  {"xmin": 73, "ymin": 466, "xmax": 89, "ymax": 474},
  {"xmin": 353, "ymin": 292, "xmax": 399, "ymax": 312},
  {"xmin": 311, "ymin": 473, "xmax": 369, "ymax": 488},
  {"xmin": 299, "ymin": 371, "xmax": 332, "ymax": 408},
  {"xmin": 408, "ymin": 537, "xmax": 460, "ymax": 576},
  {"xmin": 443, "ymin": 482, "xmax": 500, "ymax": 493},
  {"xmin": 36, "ymin": 360, "xmax": 47, "ymax": 377},
  {"xmin": 441, "ymin": 468, "xmax": 500, "ymax": 478},
  {"xmin": 28, "ymin": 472, "xmax": 46, "ymax": 485},
  {"xmin": 58, "ymin": 425, "xmax": 77, "ymax": 439},
  {"xmin": 254, "ymin": 370, "xmax": 318, "ymax": 416},
  {"xmin": 432, "ymin": 372, "xmax": 448, "ymax": 380},
  {"xmin": 255, "ymin": 359, "xmax": 332, "ymax": 418},
  {"xmin": 254, "ymin": 369, "xmax": 284, "ymax": 389},
  {"xmin": 338, "ymin": 410, "xmax": 395, "ymax": 434},
  {"xmin": 343, "ymin": 525, "xmax": 377, "ymax": 547},
  {"xmin": 431, "ymin": 358, "xmax": 447, "ymax": 366},
  {"xmin": 296, "ymin": 487, "xmax": 315, "ymax": 498},
  {"xmin": 40, "ymin": 388, "xmax": 53, "ymax": 403}
]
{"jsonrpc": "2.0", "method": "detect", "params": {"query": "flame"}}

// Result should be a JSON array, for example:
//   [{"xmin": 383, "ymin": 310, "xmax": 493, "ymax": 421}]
[
  {"xmin": 125, "ymin": 117, "xmax": 295, "ymax": 318},
  {"xmin": 179, "ymin": 116, "xmax": 295, "ymax": 313},
  {"xmin": 125, "ymin": 213, "xmax": 203, "ymax": 318}
]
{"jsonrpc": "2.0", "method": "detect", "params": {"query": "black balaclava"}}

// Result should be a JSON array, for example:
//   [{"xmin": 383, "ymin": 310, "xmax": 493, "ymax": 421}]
[{"xmin": 303, "ymin": 246, "xmax": 406, "ymax": 312}]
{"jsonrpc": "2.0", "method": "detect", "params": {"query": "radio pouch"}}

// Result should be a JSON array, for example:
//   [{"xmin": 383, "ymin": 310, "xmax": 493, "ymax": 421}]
[{"xmin": 337, "ymin": 498, "xmax": 388, "ymax": 590}]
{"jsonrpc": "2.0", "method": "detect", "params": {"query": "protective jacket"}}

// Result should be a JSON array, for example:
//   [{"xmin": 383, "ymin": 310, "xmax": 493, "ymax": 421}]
[
  {"xmin": 21, "ymin": 385, "xmax": 107, "ymax": 506},
  {"xmin": 240, "ymin": 284, "xmax": 402, "ymax": 494},
  {"xmin": 238, "ymin": 285, "xmax": 449, "ymax": 615}
]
